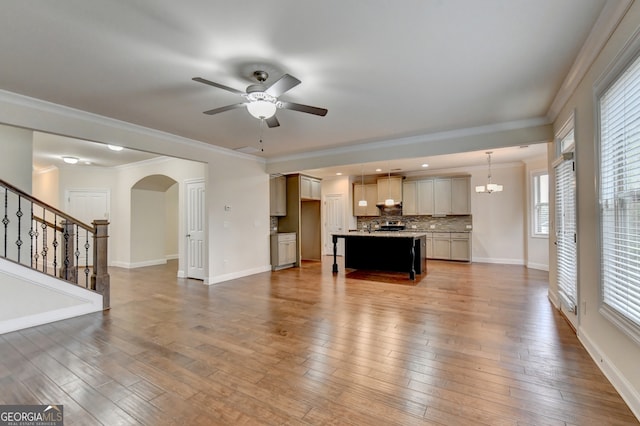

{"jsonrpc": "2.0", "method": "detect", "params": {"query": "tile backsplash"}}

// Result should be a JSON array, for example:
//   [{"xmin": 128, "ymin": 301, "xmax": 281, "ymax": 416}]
[{"xmin": 357, "ymin": 215, "xmax": 472, "ymax": 232}]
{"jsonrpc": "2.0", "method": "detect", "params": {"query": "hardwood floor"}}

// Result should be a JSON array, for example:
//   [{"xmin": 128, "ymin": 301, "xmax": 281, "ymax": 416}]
[{"xmin": 0, "ymin": 258, "xmax": 637, "ymax": 425}]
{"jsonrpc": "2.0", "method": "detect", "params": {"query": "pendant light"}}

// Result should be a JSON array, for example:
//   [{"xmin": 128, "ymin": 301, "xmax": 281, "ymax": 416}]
[
  {"xmin": 384, "ymin": 163, "xmax": 395, "ymax": 206},
  {"xmin": 475, "ymin": 151, "xmax": 503, "ymax": 194},
  {"xmin": 358, "ymin": 168, "xmax": 367, "ymax": 207}
]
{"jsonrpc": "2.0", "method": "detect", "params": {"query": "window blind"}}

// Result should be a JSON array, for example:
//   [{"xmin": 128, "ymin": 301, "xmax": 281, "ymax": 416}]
[
  {"xmin": 534, "ymin": 173, "xmax": 549, "ymax": 235},
  {"xmin": 599, "ymin": 51, "xmax": 640, "ymax": 330},
  {"xmin": 555, "ymin": 159, "xmax": 576, "ymax": 309}
]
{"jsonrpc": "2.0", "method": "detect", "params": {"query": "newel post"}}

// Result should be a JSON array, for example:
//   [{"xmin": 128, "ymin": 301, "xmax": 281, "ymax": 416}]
[
  {"xmin": 91, "ymin": 219, "xmax": 110, "ymax": 310},
  {"xmin": 59, "ymin": 220, "xmax": 77, "ymax": 283}
]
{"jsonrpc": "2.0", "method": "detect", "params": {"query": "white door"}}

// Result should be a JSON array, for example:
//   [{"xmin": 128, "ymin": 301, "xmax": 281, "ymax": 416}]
[
  {"xmin": 555, "ymin": 155, "xmax": 578, "ymax": 330},
  {"xmin": 324, "ymin": 194, "xmax": 344, "ymax": 256},
  {"xmin": 186, "ymin": 179, "xmax": 205, "ymax": 280},
  {"xmin": 65, "ymin": 189, "xmax": 110, "ymax": 266}
]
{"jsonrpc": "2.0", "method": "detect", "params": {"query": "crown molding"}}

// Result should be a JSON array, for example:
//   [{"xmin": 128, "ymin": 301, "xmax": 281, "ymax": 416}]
[
  {"xmin": 0, "ymin": 90, "xmax": 266, "ymax": 164},
  {"xmin": 266, "ymin": 117, "xmax": 550, "ymax": 165},
  {"xmin": 547, "ymin": 0, "xmax": 633, "ymax": 121}
]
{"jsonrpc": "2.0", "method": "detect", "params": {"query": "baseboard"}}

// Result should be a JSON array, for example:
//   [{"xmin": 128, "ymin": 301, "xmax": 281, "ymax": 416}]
[
  {"xmin": 579, "ymin": 329, "xmax": 640, "ymax": 420},
  {"xmin": 471, "ymin": 257, "xmax": 525, "ymax": 265},
  {"xmin": 547, "ymin": 288, "xmax": 560, "ymax": 309},
  {"xmin": 0, "ymin": 304, "xmax": 102, "ymax": 335},
  {"xmin": 165, "ymin": 254, "xmax": 178, "ymax": 260},
  {"xmin": 111, "ymin": 259, "xmax": 168, "ymax": 269},
  {"xmin": 205, "ymin": 265, "xmax": 271, "ymax": 285},
  {"xmin": 177, "ymin": 269, "xmax": 186, "ymax": 278},
  {"xmin": 527, "ymin": 262, "xmax": 549, "ymax": 271}
]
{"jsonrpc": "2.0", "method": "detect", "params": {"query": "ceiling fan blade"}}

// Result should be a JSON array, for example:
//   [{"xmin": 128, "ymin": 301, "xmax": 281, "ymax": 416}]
[
  {"xmin": 279, "ymin": 101, "xmax": 328, "ymax": 116},
  {"xmin": 265, "ymin": 115, "xmax": 280, "ymax": 128},
  {"xmin": 265, "ymin": 74, "xmax": 301, "ymax": 97},
  {"xmin": 193, "ymin": 77, "xmax": 245, "ymax": 95},
  {"xmin": 203, "ymin": 103, "xmax": 246, "ymax": 115}
]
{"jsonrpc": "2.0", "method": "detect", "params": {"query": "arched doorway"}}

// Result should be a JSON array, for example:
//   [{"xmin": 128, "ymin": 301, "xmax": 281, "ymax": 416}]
[{"xmin": 130, "ymin": 174, "xmax": 178, "ymax": 268}]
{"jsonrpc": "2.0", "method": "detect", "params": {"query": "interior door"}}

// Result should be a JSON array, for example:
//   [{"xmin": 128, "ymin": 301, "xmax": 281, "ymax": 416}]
[
  {"xmin": 65, "ymin": 189, "xmax": 110, "ymax": 266},
  {"xmin": 186, "ymin": 179, "xmax": 205, "ymax": 280},
  {"xmin": 324, "ymin": 194, "xmax": 344, "ymax": 256}
]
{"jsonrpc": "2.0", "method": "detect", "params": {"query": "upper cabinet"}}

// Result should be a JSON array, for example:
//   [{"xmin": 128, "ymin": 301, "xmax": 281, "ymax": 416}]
[
  {"xmin": 269, "ymin": 175, "xmax": 287, "ymax": 216},
  {"xmin": 353, "ymin": 183, "xmax": 380, "ymax": 216},
  {"xmin": 402, "ymin": 175, "xmax": 469, "ymax": 216},
  {"xmin": 376, "ymin": 176, "xmax": 403, "ymax": 204},
  {"xmin": 300, "ymin": 175, "xmax": 321, "ymax": 200}
]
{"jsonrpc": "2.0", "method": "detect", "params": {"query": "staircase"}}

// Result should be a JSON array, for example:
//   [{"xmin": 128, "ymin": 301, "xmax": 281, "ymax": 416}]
[{"xmin": 0, "ymin": 178, "xmax": 109, "ymax": 334}]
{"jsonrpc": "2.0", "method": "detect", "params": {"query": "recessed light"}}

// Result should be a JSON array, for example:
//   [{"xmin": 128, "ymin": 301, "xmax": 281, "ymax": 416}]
[
  {"xmin": 84, "ymin": 161, "xmax": 92, "ymax": 165},
  {"xmin": 336, "ymin": 172, "xmax": 342, "ymax": 176},
  {"xmin": 375, "ymin": 168, "xmax": 382, "ymax": 172},
  {"xmin": 108, "ymin": 144, "xmax": 124, "ymax": 151},
  {"xmin": 62, "ymin": 156, "xmax": 79, "ymax": 164},
  {"xmin": 422, "ymin": 163, "xmax": 429, "ymax": 168}
]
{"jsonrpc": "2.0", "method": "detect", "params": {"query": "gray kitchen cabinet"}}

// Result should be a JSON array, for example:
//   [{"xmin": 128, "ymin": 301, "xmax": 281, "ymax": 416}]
[
  {"xmin": 402, "ymin": 181, "xmax": 417, "ymax": 215},
  {"xmin": 425, "ymin": 234, "xmax": 433, "ymax": 258},
  {"xmin": 301, "ymin": 175, "xmax": 321, "ymax": 200},
  {"xmin": 269, "ymin": 175, "xmax": 287, "ymax": 216},
  {"xmin": 432, "ymin": 232, "xmax": 451, "ymax": 260},
  {"xmin": 271, "ymin": 232, "xmax": 297, "ymax": 270},
  {"xmin": 451, "ymin": 177, "xmax": 471, "ymax": 214},
  {"xmin": 417, "ymin": 179, "xmax": 434, "ymax": 215},
  {"xmin": 353, "ymin": 183, "xmax": 380, "ymax": 216},
  {"xmin": 434, "ymin": 178, "xmax": 452, "ymax": 215},
  {"xmin": 377, "ymin": 176, "xmax": 403, "ymax": 204},
  {"xmin": 450, "ymin": 232, "xmax": 471, "ymax": 261}
]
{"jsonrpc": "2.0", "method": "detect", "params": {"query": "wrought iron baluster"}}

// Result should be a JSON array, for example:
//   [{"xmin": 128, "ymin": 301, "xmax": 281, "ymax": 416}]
[
  {"xmin": 3, "ymin": 187, "xmax": 8, "ymax": 257},
  {"xmin": 29, "ymin": 202, "xmax": 35, "ymax": 268},
  {"xmin": 62, "ymin": 220, "xmax": 70, "ymax": 281},
  {"xmin": 75, "ymin": 223, "xmax": 80, "ymax": 285},
  {"xmin": 41, "ymin": 207, "xmax": 48, "ymax": 273},
  {"xmin": 52, "ymin": 213, "xmax": 58, "ymax": 273},
  {"xmin": 16, "ymin": 195, "xmax": 23, "ymax": 263},
  {"xmin": 84, "ymin": 229, "xmax": 90, "ymax": 288}
]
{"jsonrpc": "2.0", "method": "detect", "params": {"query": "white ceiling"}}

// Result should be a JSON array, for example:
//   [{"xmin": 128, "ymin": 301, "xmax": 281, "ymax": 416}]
[{"xmin": 1, "ymin": 1, "xmax": 608, "ymax": 173}]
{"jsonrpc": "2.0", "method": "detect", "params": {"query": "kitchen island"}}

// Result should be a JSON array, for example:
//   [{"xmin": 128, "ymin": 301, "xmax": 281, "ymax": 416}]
[{"xmin": 332, "ymin": 231, "xmax": 427, "ymax": 280}]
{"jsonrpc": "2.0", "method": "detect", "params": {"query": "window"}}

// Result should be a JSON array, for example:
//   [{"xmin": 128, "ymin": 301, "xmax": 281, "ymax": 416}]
[
  {"xmin": 597, "ymin": 45, "xmax": 640, "ymax": 344},
  {"xmin": 532, "ymin": 172, "xmax": 549, "ymax": 237}
]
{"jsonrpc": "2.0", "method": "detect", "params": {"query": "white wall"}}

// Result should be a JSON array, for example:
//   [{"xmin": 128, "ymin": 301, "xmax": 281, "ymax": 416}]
[
  {"xmin": 0, "ymin": 92, "xmax": 270, "ymax": 285},
  {"xmin": 0, "ymin": 124, "xmax": 32, "ymax": 193},
  {"xmin": 165, "ymin": 183, "xmax": 178, "ymax": 259},
  {"xmin": 524, "ymin": 155, "xmax": 550, "ymax": 271},
  {"xmin": 32, "ymin": 167, "xmax": 59, "ymax": 207},
  {"xmin": 130, "ymin": 188, "xmax": 166, "ymax": 266},
  {"xmin": 552, "ymin": 1, "xmax": 640, "ymax": 417}
]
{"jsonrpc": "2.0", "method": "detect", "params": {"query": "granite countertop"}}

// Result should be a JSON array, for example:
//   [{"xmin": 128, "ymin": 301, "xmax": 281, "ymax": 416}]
[{"xmin": 336, "ymin": 231, "xmax": 429, "ymax": 238}]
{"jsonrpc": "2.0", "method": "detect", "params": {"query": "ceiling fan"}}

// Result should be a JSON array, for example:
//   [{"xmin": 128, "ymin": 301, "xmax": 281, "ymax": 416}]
[{"xmin": 192, "ymin": 70, "xmax": 328, "ymax": 128}]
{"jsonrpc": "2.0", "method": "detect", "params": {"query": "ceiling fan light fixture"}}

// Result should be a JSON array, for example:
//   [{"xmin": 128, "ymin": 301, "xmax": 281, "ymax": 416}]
[
  {"xmin": 62, "ymin": 156, "xmax": 79, "ymax": 164},
  {"xmin": 246, "ymin": 99, "xmax": 277, "ymax": 119}
]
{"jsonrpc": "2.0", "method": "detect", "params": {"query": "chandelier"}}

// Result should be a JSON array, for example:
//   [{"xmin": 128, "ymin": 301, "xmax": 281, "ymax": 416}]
[{"xmin": 475, "ymin": 151, "xmax": 503, "ymax": 193}]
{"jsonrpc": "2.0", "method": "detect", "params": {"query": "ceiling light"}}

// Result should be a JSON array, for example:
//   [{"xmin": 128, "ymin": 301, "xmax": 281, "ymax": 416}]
[
  {"xmin": 358, "ymin": 168, "xmax": 367, "ymax": 207},
  {"xmin": 246, "ymin": 100, "xmax": 277, "ymax": 119},
  {"xmin": 336, "ymin": 172, "xmax": 342, "ymax": 176},
  {"xmin": 375, "ymin": 168, "xmax": 382, "ymax": 172},
  {"xmin": 475, "ymin": 151, "xmax": 503, "ymax": 194},
  {"xmin": 422, "ymin": 163, "xmax": 429, "ymax": 168},
  {"xmin": 62, "ymin": 156, "xmax": 79, "ymax": 164},
  {"xmin": 107, "ymin": 144, "xmax": 123, "ymax": 151}
]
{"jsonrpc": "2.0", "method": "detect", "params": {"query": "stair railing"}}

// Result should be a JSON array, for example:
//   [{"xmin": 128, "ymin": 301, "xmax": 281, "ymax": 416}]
[{"xmin": 0, "ymin": 178, "xmax": 110, "ymax": 310}]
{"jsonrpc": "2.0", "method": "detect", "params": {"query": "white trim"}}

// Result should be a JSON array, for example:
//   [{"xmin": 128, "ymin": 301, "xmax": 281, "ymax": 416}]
[
  {"xmin": 165, "ymin": 253, "xmax": 178, "ymax": 260},
  {"xmin": 267, "ymin": 117, "xmax": 550, "ymax": 164},
  {"xmin": 111, "ymin": 259, "xmax": 167, "ymax": 269},
  {"xmin": 527, "ymin": 262, "xmax": 549, "ymax": 272},
  {"xmin": 205, "ymin": 265, "xmax": 272, "ymax": 285},
  {"xmin": 548, "ymin": 288, "xmax": 560, "ymax": 309},
  {"xmin": 547, "ymin": 0, "xmax": 633, "ymax": 120},
  {"xmin": 0, "ymin": 89, "xmax": 265, "ymax": 163},
  {"xmin": 177, "ymin": 269, "xmax": 186, "ymax": 278},
  {"xmin": 579, "ymin": 328, "xmax": 640, "ymax": 421},
  {"xmin": 471, "ymin": 257, "xmax": 524, "ymax": 266},
  {"xmin": 0, "ymin": 258, "xmax": 103, "ymax": 334}
]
